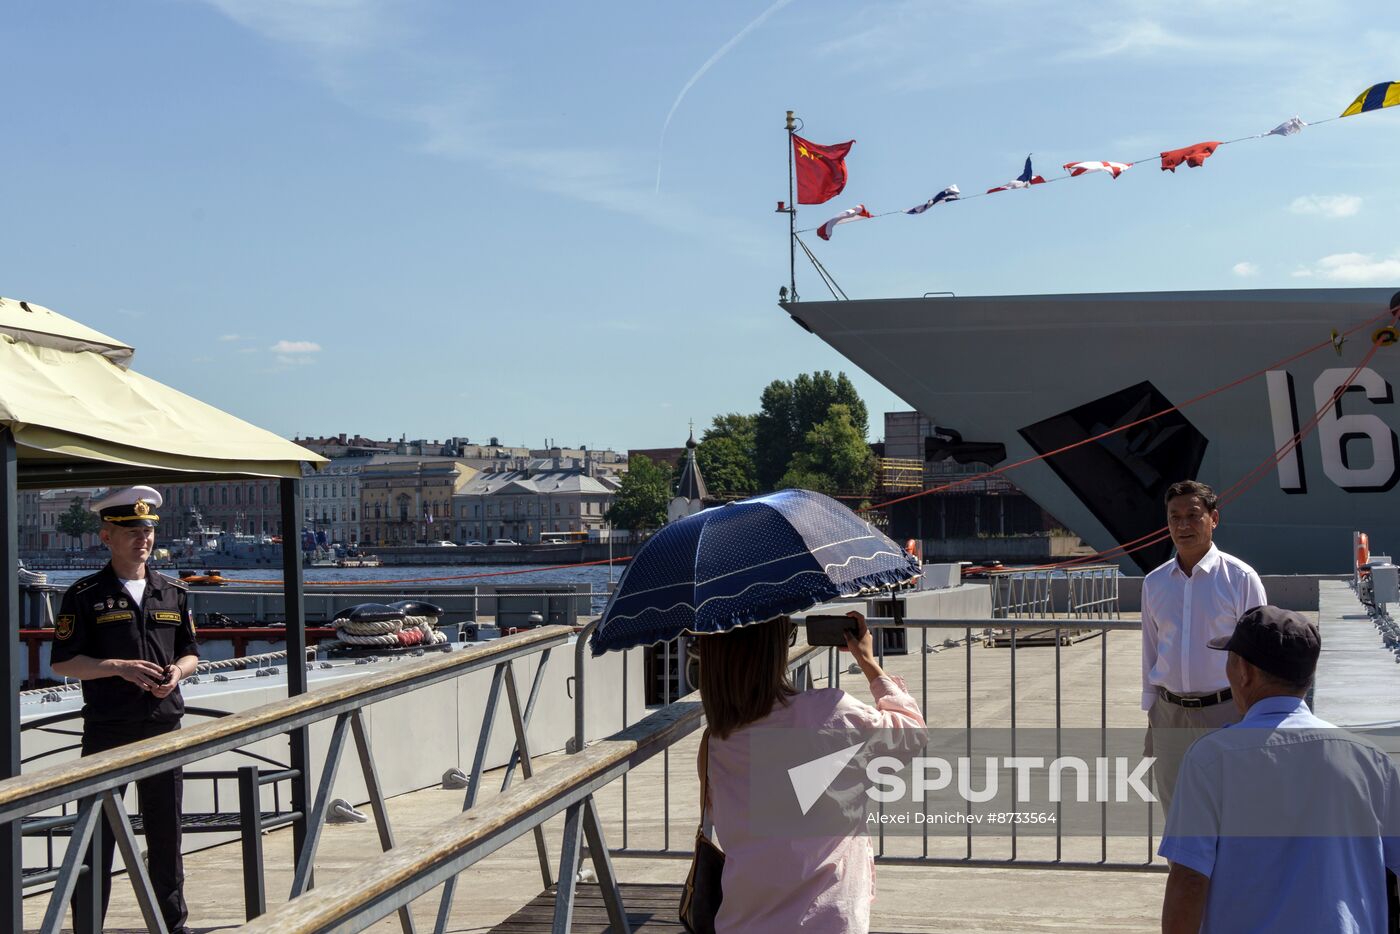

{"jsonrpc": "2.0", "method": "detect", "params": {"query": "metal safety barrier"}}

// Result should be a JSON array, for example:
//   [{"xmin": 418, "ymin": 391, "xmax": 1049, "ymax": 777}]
[
  {"xmin": 568, "ymin": 610, "xmax": 1157, "ymax": 874},
  {"xmin": 2, "ymin": 626, "xmax": 571, "ymax": 934}
]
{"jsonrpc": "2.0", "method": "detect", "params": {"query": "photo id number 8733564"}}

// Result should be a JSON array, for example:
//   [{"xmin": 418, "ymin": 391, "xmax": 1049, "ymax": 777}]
[{"xmin": 986, "ymin": 811, "xmax": 1057, "ymax": 825}]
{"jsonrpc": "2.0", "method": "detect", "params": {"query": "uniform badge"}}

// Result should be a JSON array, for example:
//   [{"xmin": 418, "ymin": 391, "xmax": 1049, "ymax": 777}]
[
  {"xmin": 105, "ymin": 597, "xmax": 114, "ymax": 609},
  {"xmin": 134, "ymin": 500, "xmax": 150, "ymax": 517},
  {"xmin": 92, "ymin": 601, "xmax": 104, "ymax": 612},
  {"xmin": 56, "ymin": 615, "xmax": 75, "ymax": 640},
  {"xmin": 118, "ymin": 598, "xmax": 128, "ymax": 609}
]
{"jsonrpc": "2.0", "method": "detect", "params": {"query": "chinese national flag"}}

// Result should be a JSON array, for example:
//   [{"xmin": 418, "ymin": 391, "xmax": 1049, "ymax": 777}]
[{"xmin": 793, "ymin": 134, "xmax": 854, "ymax": 204}]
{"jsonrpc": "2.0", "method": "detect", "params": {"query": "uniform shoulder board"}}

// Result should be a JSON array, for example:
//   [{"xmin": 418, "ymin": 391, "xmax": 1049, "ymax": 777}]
[{"xmin": 69, "ymin": 572, "xmax": 105, "ymax": 593}]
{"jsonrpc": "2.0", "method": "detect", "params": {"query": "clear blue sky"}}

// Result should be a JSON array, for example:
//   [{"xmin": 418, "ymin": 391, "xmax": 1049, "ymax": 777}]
[{"xmin": 5, "ymin": 2, "xmax": 1397, "ymax": 450}]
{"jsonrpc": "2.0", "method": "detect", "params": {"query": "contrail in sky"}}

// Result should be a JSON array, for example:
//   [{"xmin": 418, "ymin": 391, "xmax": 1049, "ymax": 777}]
[{"xmin": 655, "ymin": 0, "xmax": 796, "ymax": 193}]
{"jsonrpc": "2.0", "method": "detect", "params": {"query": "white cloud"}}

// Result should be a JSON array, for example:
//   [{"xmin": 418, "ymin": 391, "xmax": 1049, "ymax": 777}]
[
  {"xmin": 218, "ymin": 333, "xmax": 243, "ymax": 342},
  {"xmin": 1066, "ymin": 21, "xmax": 1192, "ymax": 58},
  {"xmin": 270, "ymin": 340, "xmax": 322, "ymax": 354},
  {"xmin": 276, "ymin": 355, "xmax": 319, "ymax": 366},
  {"xmin": 1292, "ymin": 251, "xmax": 1400, "ymax": 283},
  {"xmin": 198, "ymin": 1, "xmax": 765, "ymax": 255},
  {"xmin": 1232, "ymin": 262, "xmax": 1260, "ymax": 278},
  {"xmin": 200, "ymin": 0, "xmax": 389, "ymax": 53},
  {"xmin": 1057, "ymin": 20, "xmax": 1289, "ymax": 61},
  {"xmin": 1289, "ymin": 195, "xmax": 1362, "ymax": 219}
]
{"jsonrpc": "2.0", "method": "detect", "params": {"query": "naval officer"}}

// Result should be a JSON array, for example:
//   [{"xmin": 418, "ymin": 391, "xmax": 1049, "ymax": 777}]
[{"xmin": 51, "ymin": 485, "xmax": 199, "ymax": 934}]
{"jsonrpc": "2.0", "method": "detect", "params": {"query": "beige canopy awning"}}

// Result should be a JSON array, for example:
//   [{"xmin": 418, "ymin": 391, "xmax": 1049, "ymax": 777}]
[{"xmin": 0, "ymin": 296, "xmax": 326, "ymax": 483}]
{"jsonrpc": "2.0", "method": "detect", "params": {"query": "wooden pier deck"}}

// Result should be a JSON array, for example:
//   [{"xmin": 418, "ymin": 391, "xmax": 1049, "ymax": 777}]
[
  {"xmin": 488, "ymin": 883, "xmax": 683, "ymax": 933},
  {"xmin": 42, "ymin": 595, "xmax": 1396, "ymax": 932}
]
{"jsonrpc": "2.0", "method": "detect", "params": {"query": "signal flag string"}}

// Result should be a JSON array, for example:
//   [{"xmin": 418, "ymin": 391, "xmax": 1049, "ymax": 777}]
[{"xmin": 793, "ymin": 103, "xmax": 1365, "ymax": 240}]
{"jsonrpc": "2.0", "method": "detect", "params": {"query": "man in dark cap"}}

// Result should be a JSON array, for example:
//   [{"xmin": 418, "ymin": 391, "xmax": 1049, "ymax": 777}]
[
  {"xmin": 1160, "ymin": 605, "xmax": 1400, "ymax": 933},
  {"xmin": 51, "ymin": 485, "xmax": 199, "ymax": 934}
]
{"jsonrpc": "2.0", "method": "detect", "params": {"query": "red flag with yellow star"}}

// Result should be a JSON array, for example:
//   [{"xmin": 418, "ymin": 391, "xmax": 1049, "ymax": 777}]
[{"xmin": 793, "ymin": 134, "xmax": 854, "ymax": 204}]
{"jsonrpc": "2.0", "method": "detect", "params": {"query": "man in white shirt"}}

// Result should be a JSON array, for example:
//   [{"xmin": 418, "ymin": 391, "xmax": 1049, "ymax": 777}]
[{"xmin": 1141, "ymin": 480, "xmax": 1266, "ymax": 816}]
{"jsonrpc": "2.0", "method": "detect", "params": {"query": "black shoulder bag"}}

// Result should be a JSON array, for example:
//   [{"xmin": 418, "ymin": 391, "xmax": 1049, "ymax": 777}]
[{"xmin": 679, "ymin": 728, "xmax": 724, "ymax": 933}]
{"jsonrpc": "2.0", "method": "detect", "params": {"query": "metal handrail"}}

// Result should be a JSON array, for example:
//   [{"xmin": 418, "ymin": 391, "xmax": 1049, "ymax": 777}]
[
  {"xmin": 235, "ymin": 642, "xmax": 826, "ymax": 934},
  {"xmin": 0, "ymin": 626, "xmax": 571, "ymax": 826},
  {"xmin": 862, "ymin": 615, "xmax": 1141, "ymax": 632},
  {"xmin": 234, "ymin": 696, "xmax": 705, "ymax": 934}
]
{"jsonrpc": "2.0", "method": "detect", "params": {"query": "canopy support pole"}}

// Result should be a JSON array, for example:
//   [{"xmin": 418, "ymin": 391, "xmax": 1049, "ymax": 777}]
[
  {"xmin": 0, "ymin": 428, "xmax": 20, "ymax": 934},
  {"xmin": 279, "ymin": 476, "xmax": 312, "ymax": 886}
]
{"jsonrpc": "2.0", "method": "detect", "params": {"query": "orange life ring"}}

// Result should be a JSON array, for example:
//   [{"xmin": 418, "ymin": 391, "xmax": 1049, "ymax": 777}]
[{"xmin": 1357, "ymin": 533, "xmax": 1371, "ymax": 569}]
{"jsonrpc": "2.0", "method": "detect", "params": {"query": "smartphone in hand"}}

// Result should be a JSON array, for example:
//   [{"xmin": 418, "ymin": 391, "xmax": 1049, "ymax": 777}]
[{"xmin": 805, "ymin": 614, "xmax": 859, "ymax": 647}]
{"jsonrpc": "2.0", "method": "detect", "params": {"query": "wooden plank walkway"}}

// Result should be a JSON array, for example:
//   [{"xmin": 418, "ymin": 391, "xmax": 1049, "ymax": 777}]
[
  {"xmin": 488, "ymin": 882, "xmax": 905, "ymax": 933},
  {"xmin": 489, "ymin": 883, "xmax": 684, "ymax": 933}
]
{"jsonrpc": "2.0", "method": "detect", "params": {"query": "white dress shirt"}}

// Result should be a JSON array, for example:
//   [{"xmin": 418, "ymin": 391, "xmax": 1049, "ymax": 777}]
[{"xmin": 1140, "ymin": 544, "xmax": 1267, "ymax": 710}]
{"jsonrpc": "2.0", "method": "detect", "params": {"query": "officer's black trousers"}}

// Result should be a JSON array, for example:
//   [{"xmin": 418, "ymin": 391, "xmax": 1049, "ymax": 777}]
[{"xmin": 72, "ymin": 720, "xmax": 187, "ymax": 934}]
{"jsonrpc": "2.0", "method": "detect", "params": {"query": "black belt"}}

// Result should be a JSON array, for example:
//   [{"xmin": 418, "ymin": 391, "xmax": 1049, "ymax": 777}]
[{"xmin": 1158, "ymin": 686, "xmax": 1232, "ymax": 708}]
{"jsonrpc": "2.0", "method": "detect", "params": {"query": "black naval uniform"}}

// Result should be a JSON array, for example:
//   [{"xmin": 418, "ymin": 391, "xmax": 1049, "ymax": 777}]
[{"xmin": 51, "ymin": 563, "xmax": 199, "ymax": 933}]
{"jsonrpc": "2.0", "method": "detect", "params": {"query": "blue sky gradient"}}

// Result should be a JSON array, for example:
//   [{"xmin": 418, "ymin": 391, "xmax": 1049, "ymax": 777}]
[{"xmin": 5, "ymin": 1, "xmax": 1397, "ymax": 449}]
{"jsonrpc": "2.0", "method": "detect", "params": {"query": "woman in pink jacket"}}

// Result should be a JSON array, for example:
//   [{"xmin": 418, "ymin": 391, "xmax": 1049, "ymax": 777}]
[{"xmin": 696, "ymin": 610, "xmax": 926, "ymax": 933}]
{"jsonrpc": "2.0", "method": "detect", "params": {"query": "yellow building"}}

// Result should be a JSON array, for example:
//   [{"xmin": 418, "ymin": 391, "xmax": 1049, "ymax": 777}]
[{"xmin": 360, "ymin": 458, "xmax": 475, "ymax": 545}]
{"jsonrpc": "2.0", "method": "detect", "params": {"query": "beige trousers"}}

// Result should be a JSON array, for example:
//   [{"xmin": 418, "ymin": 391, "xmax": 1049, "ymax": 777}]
[{"xmin": 1145, "ymin": 694, "xmax": 1242, "ymax": 818}]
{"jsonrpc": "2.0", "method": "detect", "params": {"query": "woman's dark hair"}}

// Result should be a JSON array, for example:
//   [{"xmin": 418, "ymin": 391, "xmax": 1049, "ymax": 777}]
[{"xmin": 696, "ymin": 617, "xmax": 797, "ymax": 740}]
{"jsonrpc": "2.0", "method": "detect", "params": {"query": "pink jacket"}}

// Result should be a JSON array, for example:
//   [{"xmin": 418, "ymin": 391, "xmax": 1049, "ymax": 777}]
[{"xmin": 706, "ymin": 675, "xmax": 925, "ymax": 933}]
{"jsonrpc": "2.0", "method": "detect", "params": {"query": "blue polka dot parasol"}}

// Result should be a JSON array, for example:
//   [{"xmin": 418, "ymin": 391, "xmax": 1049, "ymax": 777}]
[{"xmin": 589, "ymin": 488, "xmax": 921, "ymax": 655}]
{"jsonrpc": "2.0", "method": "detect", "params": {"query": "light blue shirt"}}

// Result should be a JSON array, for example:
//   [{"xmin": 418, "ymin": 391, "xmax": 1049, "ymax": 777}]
[{"xmin": 1159, "ymin": 695, "xmax": 1400, "ymax": 933}]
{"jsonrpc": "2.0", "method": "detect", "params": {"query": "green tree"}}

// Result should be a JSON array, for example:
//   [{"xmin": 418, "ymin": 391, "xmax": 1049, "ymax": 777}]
[
  {"xmin": 755, "ymin": 380, "xmax": 798, "ymax": 492},
  {"xmin": 778, "ymin": 404, "xmax": 875, "ymax": 495},
  {"xmin": 697, "ymin": 413, "xmax": 758, "ymax": 495},
  {"xmin": 55, "ymin": 497, "xmax": 101, "ymax": 548},
  {"xmin": 756, "ymin": 371, "xmax": 870, "ymax": 491},
  {"xmin": 605, "ymin": 455, "xmax": 673, "ymax": 533}
]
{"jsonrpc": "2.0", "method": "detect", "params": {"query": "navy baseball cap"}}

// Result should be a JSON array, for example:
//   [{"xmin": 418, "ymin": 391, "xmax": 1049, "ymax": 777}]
[{"xmin": 1208, "ymin": 605, "xmax": 1320, "ymax": 683}]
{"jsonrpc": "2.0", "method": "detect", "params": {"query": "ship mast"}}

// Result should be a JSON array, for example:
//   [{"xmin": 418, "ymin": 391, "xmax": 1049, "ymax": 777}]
[{"xmin": 780, "ymin": 110, "xmax": 799, "ymax": 304}]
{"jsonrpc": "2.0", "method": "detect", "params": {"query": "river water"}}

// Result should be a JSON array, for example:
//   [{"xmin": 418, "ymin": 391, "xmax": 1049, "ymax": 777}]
[{"xmin": 40, "ymin": 563, "xmax": 620, "ymax": 594}]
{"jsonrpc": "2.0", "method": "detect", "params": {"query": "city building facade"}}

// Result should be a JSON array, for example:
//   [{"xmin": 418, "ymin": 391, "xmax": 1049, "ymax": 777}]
[
  {"xmin": 17, "ymin": 489, "xmax": 42, "ymax": 552},
  {"xmin": 301, "ymin": 455, "xmax": 381, "ymax": 545},
  {"xmin": 455, "ymin": 460, "xmax": 621, "ymax": 544},
  {"xmin": 360, "ymin": 458, "xmax": 475, "ymax": 545},
  {"xmin": 17, "ymin": 482, "xmax": 284, "ymax": 551},
  {"xmin": 153, "ymin": 479, "xmax": 284, "ymax": 540},
  {"xmin": 23, "ymin": 489, "xmax": 105, "ymax": 552}
]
